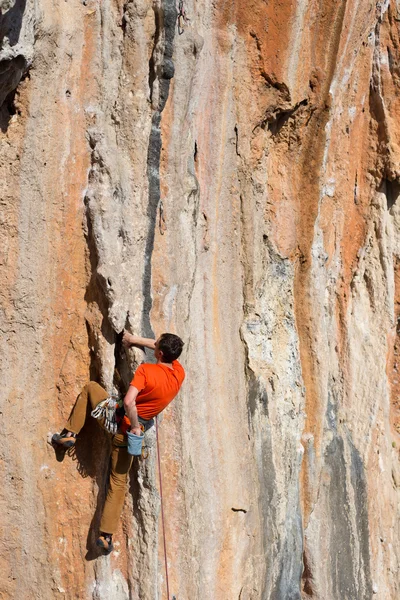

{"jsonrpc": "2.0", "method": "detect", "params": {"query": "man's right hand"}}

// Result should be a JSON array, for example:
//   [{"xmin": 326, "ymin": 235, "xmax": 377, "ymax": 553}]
[
  {"xmin": 122, "ymin": 331, "xmax": 135, "ymax": 348},
  {"xmin": 122, "ymin": 331, "xmax": 156, "ymax": 351}
]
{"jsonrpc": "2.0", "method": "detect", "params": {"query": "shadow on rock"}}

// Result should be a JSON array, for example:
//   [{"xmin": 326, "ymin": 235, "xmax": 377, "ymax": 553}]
[
  {"xmin": 0, "ymin": 0, "xmax": 27, "ymax": 47},
  {"xmin": 77, "ymin": 417, "xmax": 112, "ymax": 561},
  {"xmin": 50, "ymin": 405, "xmax": 113, "ymax": 561}
]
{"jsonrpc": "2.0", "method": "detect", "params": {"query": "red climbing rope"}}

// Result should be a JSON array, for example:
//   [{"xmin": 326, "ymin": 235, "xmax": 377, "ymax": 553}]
[{"xmin": 156, "ymin": 416, "xmax": 171, "ymax": 600}]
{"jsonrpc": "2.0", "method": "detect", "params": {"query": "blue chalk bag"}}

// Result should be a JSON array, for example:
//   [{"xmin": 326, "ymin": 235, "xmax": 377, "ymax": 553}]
[{"xmin": 127, "ymin": 430, "xmax": 144, "ymax": 456}]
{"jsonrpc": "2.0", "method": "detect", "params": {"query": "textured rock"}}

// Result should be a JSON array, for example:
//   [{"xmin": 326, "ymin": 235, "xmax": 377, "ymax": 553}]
[{"xmin": 1, "ymin": 0, "xmax": 400, "ymax": 599}]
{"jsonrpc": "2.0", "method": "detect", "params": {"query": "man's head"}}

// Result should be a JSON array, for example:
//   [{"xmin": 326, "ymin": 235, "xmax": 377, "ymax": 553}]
[{"xmin": 155, "ymin": 333, "xmax": 184, "ymax": 363}]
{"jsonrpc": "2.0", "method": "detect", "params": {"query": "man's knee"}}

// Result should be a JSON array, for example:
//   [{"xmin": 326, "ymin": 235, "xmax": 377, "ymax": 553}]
[
  {"xmin": 109, "ymin": 470, "xmax": 128, "ymax": 490},
  {"xmin": 86, "ymin": 381, "xmax": 109, "ymax": 407},
  {"xmin": 86, "ymin": 381, "xmax": 107, "ymax": 394}
]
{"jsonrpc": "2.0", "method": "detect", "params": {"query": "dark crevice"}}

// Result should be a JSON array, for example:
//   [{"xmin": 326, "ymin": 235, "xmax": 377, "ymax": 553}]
[
  {"xmin": 387, "ymin": 45, "xmax": 396, "ymax": 77},
  {"xmin": 83, "ymin": 192, "xmax": 117, "ymax": 384},
  {"xmin": 82, "ymin": 133, "xmax": 129, "ymax": 390},
  {"xmin": 142, "ymin": 0, "xmax": 177, "ymax": 340},
  {"xmin": 0, "ymin": 87, "xmax": 17, "ymax": 132},
  {"xmin": 143, "ymin": 110, "xmax": 162, "ymax": 340},
  {"xmin": 369, "ymin": 17, "xmax": 390, "ymax": 154},
  {"xmin": 84, "ymin": 188, "xmax": 130, "ymax": 398},
  {"xmin": 268, "ymin": 99, "xmax": 309, "ymax": 136},
  {"xmin": 5, "ymin": 87, "xmax": 17, "ymax": 116},
  {"xmin": 234, "ymin": 124, "xmax": 240, "ymax": 156},
  {"xmin": 0, "ymin": 0, "xmax": 27, "ymax": 47},
  {"xmin": 301, "ymin": 549, "xmax": 315, "ymax": 597},
  {"xmin": 0, "ymin": 54, "xmax": 27, "ymax": 102},
  {"xmin": 121, "ymin": 1, "xmax": 129, "ymax": 35},
  {"xmin": 354, "ymin": 171, "xmax": 358, "ymax": 205},
  {"xmin": 148, "ymin": 6, "xmax": 162, "ymax": 104},
  {"xmin": 0, "ymin": 67, "xmax": 29, "ymax": 132},
  {"xmin": 369, "ymin": 80, "xmax": 389, "ymax": 150},
  {"xmin": 381, "ymin": 178, "xmax": 400, "ymax": 210},
  {"xmin": 231, "ymin": 507, "xmax": 247, "ymax": 513},
  {"xmin": 252, "ymin": 99, "xmax": 308, "ymax": 135},
  {"xmin": 0, "ymin": 0, "xmax": 29, "ymax": 133}
]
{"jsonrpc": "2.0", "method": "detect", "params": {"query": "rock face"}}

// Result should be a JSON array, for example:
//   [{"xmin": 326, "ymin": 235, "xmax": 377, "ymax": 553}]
[{"xmin": 1, "ymin": 0, "xmax": 400, "ymax": 598}]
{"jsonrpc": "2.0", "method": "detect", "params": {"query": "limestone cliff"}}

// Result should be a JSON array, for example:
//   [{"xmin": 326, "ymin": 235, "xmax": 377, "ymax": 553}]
[{"xmin": 1, "ymin": 0, "xmax": 400, "ymax": 598}]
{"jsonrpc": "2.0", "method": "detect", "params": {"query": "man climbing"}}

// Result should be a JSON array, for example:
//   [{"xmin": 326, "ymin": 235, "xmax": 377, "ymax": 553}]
[{"xmin": 52, "ymin": 331, "xmax": 185, "ymax": 554}]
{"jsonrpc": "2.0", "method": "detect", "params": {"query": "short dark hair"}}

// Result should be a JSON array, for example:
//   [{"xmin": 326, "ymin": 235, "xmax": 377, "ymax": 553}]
[{"xmin": 159, "ymin": 333, "xmax": 184, "ymax": 362}]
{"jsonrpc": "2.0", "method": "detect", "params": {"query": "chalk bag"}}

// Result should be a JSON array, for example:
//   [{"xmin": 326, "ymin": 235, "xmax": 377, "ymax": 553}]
[{"xmin": 127, "ymin": 430, "xmax": 144, "ymax": 456}]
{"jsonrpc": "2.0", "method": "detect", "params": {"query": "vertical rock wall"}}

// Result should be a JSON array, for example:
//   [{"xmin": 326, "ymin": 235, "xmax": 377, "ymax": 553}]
[{"xmin": 1, "ymin": 0, "xmax": 399, "ymax": 598}]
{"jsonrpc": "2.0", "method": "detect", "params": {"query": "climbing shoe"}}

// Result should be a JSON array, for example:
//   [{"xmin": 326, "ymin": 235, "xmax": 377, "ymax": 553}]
[
  {"xmin": 51, "ymin": 431, "xmax": 77, "ymax": 448},
  {"xmin": 96, "ymin": 533, "xmax": 114, "ymax": 554}
]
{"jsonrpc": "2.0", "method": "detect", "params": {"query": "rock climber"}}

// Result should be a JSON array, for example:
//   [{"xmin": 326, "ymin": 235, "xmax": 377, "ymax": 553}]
[{"xmin": 52, "ymin": 331, "xmax": 185, "ymax": 554}]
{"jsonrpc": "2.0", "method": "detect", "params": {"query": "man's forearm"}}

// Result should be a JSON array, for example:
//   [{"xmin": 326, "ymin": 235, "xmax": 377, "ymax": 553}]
[
  {"xmin": 123, "ymin": 332, "xmax": 156, "ymax": 350},
  {"xmin": 125, "ymin": 401, "xmax": 140, "ymax": 429},
  {"xmin": 124, "ymin": 385, "xmax": 141, "ymax": 429}
]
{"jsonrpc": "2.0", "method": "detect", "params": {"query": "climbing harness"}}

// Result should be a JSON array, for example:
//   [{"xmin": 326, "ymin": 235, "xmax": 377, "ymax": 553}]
[
  {"xmin": 91, "ymin": 396, "xmax": 121, "ymax": 434},
  {"xmin": 156, "ymin": 416, "xmax": 171, "ymax": 599},
  {"xmin": 177, "ymin": 0, "xmax": 188, "ymax": 35}
]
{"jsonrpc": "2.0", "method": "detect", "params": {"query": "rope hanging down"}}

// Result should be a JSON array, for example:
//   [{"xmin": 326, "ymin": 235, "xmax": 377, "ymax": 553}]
[{"xmin": 156, "ymin": 417, "xmax": 171, "ymax": 599}]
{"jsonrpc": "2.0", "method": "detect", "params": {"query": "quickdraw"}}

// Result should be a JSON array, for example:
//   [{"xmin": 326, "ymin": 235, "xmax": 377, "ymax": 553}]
[
  {"xmin": 177, "ymin": 0, "xmax": 188, "ymax": 35},
  {"xmin": 91, "ymin": 396, "xmax": 121, "ymax": 434}
]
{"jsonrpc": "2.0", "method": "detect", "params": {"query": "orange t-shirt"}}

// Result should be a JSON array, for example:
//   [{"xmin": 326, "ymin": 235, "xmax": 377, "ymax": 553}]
[{"xmin": 122, "ymin": 360, "xmax": 185, "ymax": 431}]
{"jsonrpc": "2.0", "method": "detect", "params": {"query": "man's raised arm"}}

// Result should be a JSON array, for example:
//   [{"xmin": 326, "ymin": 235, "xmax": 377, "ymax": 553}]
[{"xmin": 122, "ymin": 331, "xmax": 156, "ymax": 350}]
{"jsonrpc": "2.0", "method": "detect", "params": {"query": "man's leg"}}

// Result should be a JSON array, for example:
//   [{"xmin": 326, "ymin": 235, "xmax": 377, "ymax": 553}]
[
  {"xmin": 99, "ymin": 440, "xmax": 133, "ymax": 540},
  {"xmin": 67, "ymin": 381, "xmax": 109, "ymax": 433},
  {"xmin": 53, "ymin": 382, "xmax": 109, "ymax": 446}
]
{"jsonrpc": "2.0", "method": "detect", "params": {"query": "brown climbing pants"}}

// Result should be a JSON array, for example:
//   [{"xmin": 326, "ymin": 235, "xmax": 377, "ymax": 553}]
[{"xmin": 67, "ymin": 381, "xmax": 133, "ymax": 535}]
